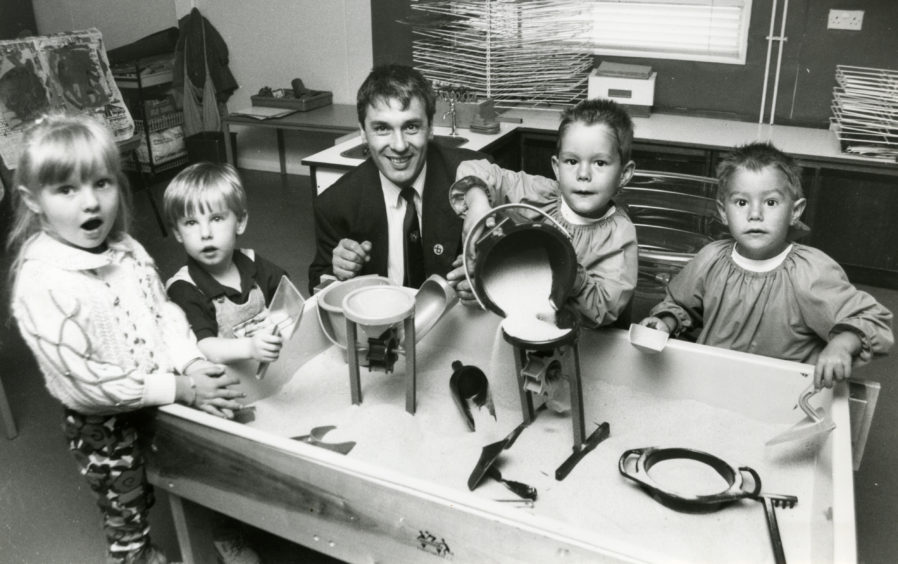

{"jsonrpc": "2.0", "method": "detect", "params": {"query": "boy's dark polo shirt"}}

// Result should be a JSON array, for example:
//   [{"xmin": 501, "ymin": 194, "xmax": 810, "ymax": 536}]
[{"xmin": 167, "ymin": 249, "xmax": 288, "ymax": 340}]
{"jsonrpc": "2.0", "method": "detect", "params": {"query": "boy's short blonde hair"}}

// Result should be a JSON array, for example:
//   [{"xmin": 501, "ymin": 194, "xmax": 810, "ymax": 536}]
[
  {"xmin": 556, "ymin": 98, "xmax": 634, "ymax": 164},
  {"xmin": 163, "ymin": 162, "xmax": 248, "ymax": 226},
  {"xmin": 716, "ymin": 142, "xmax": 803, "ymax": 203}
]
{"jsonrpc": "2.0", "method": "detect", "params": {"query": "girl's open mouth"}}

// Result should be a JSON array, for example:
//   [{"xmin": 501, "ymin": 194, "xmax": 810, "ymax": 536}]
[{"xmin": 81, "ymin": 218, "xmax": 103, "ymax": 231}]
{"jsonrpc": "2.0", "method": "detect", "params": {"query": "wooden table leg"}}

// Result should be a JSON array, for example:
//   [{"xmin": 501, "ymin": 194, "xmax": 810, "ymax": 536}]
[
  {"xmin": 565, "ymin": 344, "xmax": 585, "ymax": 447},
  {"xmin": 223, "ymin": 120, "xmax": 235, "ymax": 167},
  {"xmin": 277, "ymin": 129, "xmax": 286, "ymax": 176},
  {"xmin": 404, "ymin": 316, "xmax": 416, "ymax": 415},
  {"xmin": 346, "ymin": 320, "xmax": 362, "ymax": 405},
  {"xmin": 167, "ymin": 494, "xmax": 218, "ymax": 564}
]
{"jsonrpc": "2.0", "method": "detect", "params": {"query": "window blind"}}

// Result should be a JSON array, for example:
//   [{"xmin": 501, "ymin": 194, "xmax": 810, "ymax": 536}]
[{"xmin": 588, "ymin": 0, "xmax": 752, "ymax": 64}]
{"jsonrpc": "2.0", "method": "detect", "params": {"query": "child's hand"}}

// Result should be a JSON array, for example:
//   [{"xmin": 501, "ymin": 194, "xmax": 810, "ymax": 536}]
[
  {"xmin": 184, "ymin": 358, "xmax": 226, "ymax": 378},
  {"xmin": 814, "ymin": 332, "xmax": 862, "ymax": 389},
  {"xmin": 191, "ymin": 370, "xmax": 246, "ymax": 419},
  {"xmin": 250, "ymin": 330, "xmax": 283, "ymax": 362},
  {"xmin": 462, "ymin": 201, "xmax": 494, "ymax": 242},
  {"xmin": 639, "ymin": 315, "xmax": 674, "ymax": 334},
  {"xmin": 333, "ymin": 239, "xmax": 372, "ymax": 280},
  {"xmin": 447, "ymin": 255, "xmax": 481, "ymax": 308},
  {"xmin": 449, "ymin": 176, "xmax": 493, "ymax": 240},
  {"xmin": 238, "ymin": 310, "xmax": 269, "ymax": 337}
]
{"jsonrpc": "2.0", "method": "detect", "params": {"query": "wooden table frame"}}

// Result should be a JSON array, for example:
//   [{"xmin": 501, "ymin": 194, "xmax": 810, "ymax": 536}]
[
  {"xmin": 222, "ymin": 104, "xmax": 358, "ymax": 176},
  {"xmin": 147, "ymin": 299, "xmax": 857, "ymax": 564}
]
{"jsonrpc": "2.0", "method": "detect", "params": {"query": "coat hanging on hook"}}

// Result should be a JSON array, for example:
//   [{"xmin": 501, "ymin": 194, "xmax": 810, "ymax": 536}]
[{"xmin": 173, "ymin": 7, "xmax": 238, "ymax": 135}]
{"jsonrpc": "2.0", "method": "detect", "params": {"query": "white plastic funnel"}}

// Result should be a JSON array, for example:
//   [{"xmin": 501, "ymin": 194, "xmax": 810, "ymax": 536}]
[
  {"xmin": 629, "ymin": 323, "xmax": 670, "ymax": 353},
  {"xmin": 342, "ymin": 286, "xmax": 415, "ymax": 339}
]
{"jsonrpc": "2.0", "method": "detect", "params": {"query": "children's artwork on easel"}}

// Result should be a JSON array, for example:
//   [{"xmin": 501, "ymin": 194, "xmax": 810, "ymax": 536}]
[
  {"xmin": 0, "ymin": 39, "xmax": 50, "ymax": 132},
  {"xmin": 0, "ymin": 28, "xmax": 134, "ymax": 169}
]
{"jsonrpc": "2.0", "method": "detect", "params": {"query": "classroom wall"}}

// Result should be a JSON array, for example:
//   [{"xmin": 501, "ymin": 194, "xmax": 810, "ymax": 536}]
[
  {"xmin": 192, "ymin": 0, "xmax": 372, "ymax": 174},
  {"xmin": 371, "ymin": 0, "xmax": 898, "ymax": 128},
  {"xmin": 31, "ymin": 0, "xmax": 373, "ymax": 175},
  {"xmin": 32, "ymin": 0, "xmax": 177, "ymax": 50}
]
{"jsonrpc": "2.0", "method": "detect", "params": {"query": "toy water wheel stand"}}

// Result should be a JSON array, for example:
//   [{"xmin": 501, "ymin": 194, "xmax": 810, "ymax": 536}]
[{"xmin": 463, "ymin": 203, "xmax": 611, "ymax": 480}]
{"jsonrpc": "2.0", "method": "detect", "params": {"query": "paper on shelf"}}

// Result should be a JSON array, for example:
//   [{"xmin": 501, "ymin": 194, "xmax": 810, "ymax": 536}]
[{"xmin": 231, "ymin": 106, "xmax": 298, "ymax": 120}]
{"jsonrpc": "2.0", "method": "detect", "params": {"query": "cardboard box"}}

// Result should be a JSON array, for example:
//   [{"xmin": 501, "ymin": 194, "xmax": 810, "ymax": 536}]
[
  {"xmin": 251, "ymin": 89, "xmax": 332, "ymax": 111},
  {"xmin": 588, "ymin": 69, "xmax": 656, "ymax": 117}
]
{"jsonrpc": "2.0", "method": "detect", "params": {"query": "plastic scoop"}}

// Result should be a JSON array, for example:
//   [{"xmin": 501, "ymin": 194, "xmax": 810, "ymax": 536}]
[
  {"xmin": 629, "ymin": 323, "xmax": 669, "ymax": 353},
  {"xmin": 257, "ymin": 276, "xmax": 305, "ymax": 378},
  {"xmin": 766, "ymin": 385, "xmax": 836, "ymax": 446}
]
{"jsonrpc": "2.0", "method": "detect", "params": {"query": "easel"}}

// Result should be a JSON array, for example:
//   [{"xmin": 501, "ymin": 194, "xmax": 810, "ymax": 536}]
[{"xmin": 0, "ymin": 167, "xmax": 17, "ymax": 439}]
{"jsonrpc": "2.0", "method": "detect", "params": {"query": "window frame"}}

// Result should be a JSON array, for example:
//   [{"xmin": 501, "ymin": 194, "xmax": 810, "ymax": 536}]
[{"xmin": 585, "ymin": 0, "xmax": 753, "ymax": 65}]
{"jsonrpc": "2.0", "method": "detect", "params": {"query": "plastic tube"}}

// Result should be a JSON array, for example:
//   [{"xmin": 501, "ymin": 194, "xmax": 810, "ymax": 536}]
[
  {"xmin": 758, "ymin": 0, "xmax": 778, "ymax": 124},
  {"xmin": 768, "ymin": 0, "xmax": 790, "ymax": 125}
]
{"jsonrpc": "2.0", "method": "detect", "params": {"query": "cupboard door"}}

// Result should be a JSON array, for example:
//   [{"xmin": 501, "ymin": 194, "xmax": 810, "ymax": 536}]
[
  {"xmin": 632, "ymin": 143, "xmax": 713, "ymax": 176},
  {"xmin": 805, "ymin": 168, "xmax": 898, "ymax": 287},
  {"xmin": 481, "ymin": 132, "xmax": 522, "ymax": 172},
  {"xmin": 520, "ymin": 131, "xmax": 556, "ymax": 177},
  {"xmin": 520, "ymin": 132, "xmax": 714, "ymax": 178}
]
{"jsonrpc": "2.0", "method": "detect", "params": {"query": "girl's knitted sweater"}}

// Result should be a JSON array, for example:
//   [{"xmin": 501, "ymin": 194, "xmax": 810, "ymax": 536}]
[{"xmin": 12, "ymin": 233, "xmax": 202, "ymax": 414}]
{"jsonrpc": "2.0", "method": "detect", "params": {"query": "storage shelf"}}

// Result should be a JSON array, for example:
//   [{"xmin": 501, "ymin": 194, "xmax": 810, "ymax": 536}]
[
  {"xmin": 114, "ymin": 55, "xmax": 187, "ymax": 180},
  {"xmin": 122, "ymin": 152, "xmax": 188, "ymax": 173}
]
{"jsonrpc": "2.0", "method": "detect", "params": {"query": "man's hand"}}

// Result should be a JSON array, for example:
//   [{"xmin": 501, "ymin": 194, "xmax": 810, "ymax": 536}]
[
  {"xmin": 447, "ymin": 255, "xmax": 481, "ymax": 308},
  {"xmin": 332, "ymin": 239, "xmax": 372, "ymax": 280}
]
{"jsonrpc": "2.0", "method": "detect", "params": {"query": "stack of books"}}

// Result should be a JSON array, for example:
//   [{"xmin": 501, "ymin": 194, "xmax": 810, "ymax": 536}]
[
  {"xmin": 830, "ymin": 65, "xmax": 898, "ymax": 161},
  {"xmin": 112, "ymin": 54, "xmax": 173, "ymax": 88}
]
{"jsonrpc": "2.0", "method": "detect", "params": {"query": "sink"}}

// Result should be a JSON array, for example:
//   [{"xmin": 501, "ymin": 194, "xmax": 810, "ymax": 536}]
[
  {"xmin": 340, "ymin": 135, "xmax": 469, "ymax": 159},
  {"xmin": 435, "ymin": 134, "xmax": 469, "ymax": 147}
]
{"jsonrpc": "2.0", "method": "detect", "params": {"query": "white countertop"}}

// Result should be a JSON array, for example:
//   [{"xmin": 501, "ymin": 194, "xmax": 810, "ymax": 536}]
[
  {"xmin": 302, "ymin": 123, "xmax": 520, "ymax": 170},
  {"xmin": 302, "ymin": 109, "xmax": 897, "ymax": 176},
  {"xmin": 501, "ymin": 108, "xmax": 897, "ymax": 170}
]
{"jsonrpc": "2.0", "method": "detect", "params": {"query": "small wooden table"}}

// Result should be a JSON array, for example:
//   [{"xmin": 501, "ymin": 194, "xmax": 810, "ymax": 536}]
[{"xmin": 223, "ymin": 104, "xmax": 358, "ymax": 176}]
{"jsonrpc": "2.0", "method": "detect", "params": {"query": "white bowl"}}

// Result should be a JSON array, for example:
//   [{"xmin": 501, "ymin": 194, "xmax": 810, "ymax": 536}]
[{"xmin": 629, "ymin": 323, "xmax": 670, "ymax": 353}]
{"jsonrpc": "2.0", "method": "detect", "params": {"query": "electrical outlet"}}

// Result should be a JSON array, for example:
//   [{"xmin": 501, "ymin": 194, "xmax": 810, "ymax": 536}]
[{"xmin": 828, "ymin": 9, "xmax": 864, "ymax": 30}]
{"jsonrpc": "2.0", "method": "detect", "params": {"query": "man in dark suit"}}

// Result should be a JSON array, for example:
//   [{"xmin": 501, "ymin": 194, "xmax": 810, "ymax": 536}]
[{"xmin": 308, "ymin": 64, "xmax": 488, "ymax": 293}]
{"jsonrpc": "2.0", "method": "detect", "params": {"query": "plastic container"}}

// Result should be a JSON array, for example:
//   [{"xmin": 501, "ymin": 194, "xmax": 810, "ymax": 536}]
[{"xmin": 316, "ymin": 275, "xmax": 392, "ymax": 351}]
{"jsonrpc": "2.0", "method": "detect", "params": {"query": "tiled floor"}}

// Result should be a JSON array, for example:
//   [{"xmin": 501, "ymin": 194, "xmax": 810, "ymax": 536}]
[{"xmin": 1, "ymin": 169, "xmax": 896, "ymax": 563}]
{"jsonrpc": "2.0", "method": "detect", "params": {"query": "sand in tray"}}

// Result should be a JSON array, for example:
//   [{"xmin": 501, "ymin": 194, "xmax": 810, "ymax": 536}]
[
  {"xmin": 247, "ymin": 347, "xmax": 823, "ymax": 563},
  {"xmin": 480, "ymin": 243, "xmax": 570, "ymax": 342},
  {"xmin": 646, "ymin": 457, "xmax": 734, "ymax": 496}
]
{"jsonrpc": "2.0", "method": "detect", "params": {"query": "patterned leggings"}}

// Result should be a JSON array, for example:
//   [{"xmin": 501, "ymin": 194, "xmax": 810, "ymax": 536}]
[{"xmin": 63, "ymin": 409, "xmax": 158, "ymax": 563}]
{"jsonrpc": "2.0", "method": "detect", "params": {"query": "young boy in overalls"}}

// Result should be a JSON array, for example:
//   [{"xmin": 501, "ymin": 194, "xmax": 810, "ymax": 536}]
[
  {"xmin": 163, "ymin": 162, "xmax": 291, "ymax": 563},
  {"xmin": 164, "ymin": 162, "xmax": 288, "ymax": 366}
]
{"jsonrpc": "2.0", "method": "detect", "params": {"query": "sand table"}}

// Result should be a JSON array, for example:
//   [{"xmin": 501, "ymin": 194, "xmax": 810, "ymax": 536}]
[{"xmin": 242, "ymin": 313, "xmax": 830, "ymax": 563}]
